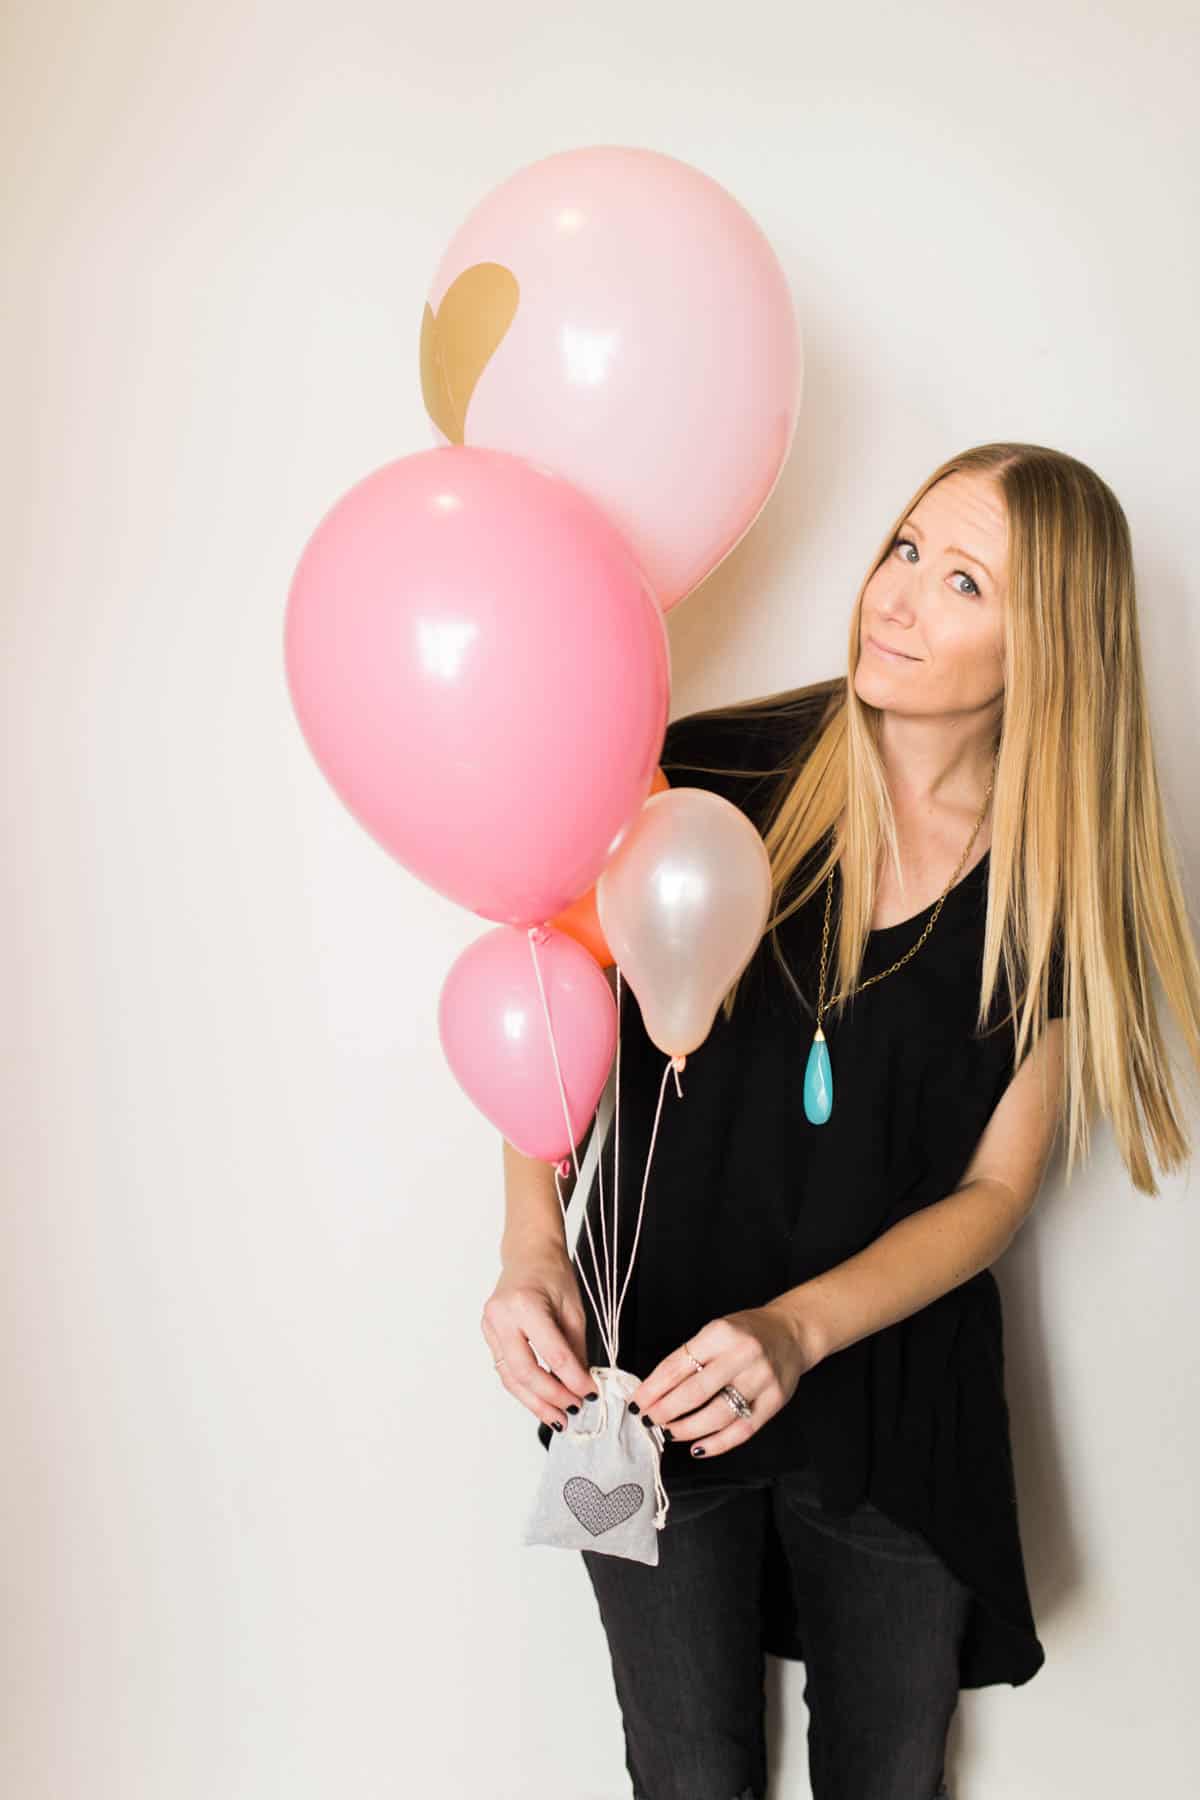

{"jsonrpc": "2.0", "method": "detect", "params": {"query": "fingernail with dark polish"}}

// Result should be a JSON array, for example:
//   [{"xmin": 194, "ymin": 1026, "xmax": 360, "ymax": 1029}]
[
  {"xmin": 641, "ymin": 1415, "xmax": 656, "ymax": 1429},
  {"xmin": 663, "ymin": 1428, "xmax": 674, "ymax": 1442},
  {"xmin": 585, "ymin": 1392, "xmax": 598, "ymax": 1402},
  {"xmin": 628, "ymin": 1402, "xmax": 640, "ymax": 1415},
  {"xmin": 566, "ymin": 1404, "xmax": 580, "ymax": 1414},
  {"xmin": 691, "ymin": 1444, "xmax": 706, "ymax": 1456},
  {"xmin": 551, "ymin": 1420, "xmax": 563, "ymax": 1431}
]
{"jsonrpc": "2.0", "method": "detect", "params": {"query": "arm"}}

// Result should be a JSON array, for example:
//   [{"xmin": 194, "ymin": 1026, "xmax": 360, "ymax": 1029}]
[
  {"xmin": 772, "ymin": 1019, "xmax": 1067, "ymax": 1365},
  {"xmin": 499, "ymin": 1137, "xmax": 571, "ymax": 1267},
  {"xmin": 481, "ymin": 1141, "xmax": 594, "ymax": 1428}
]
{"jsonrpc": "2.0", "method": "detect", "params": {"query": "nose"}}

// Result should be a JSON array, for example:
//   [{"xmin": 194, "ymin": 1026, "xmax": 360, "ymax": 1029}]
[
  {"xmin": 877, "ymin": 597, "xmax": 917, "ymax": 636},
  {"xmin": 879, "ymin": 579, "xmax": 917, "ymax": 624}
]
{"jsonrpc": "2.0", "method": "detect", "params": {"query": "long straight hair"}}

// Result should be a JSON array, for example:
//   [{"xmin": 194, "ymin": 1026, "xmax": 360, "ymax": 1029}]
[{"xmin": 696, "ymin": 442, "xmax": 1200, "ymax": 1197}]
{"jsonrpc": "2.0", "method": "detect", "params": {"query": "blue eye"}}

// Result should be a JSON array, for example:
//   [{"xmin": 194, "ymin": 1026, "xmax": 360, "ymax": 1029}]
[{"xmin": 891, "ymin": 536, "xmax": 980, "ymax": 597}]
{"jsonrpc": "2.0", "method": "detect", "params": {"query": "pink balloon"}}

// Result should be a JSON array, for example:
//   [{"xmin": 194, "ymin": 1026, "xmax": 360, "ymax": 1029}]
[
  {"xmin": 422, "ymin": 145, "xmax": 803, "ymax": 612},
  {"xmin": 439, "ymin": 926, "xmax": 618, "ymax": 1162},
  {"xmin": 284, "ymin": 446, "xmax": 671, "ymax": 926},
  {"xmin": 597, "ymin": 788, "xmax": 772, "ymax": 1057}
]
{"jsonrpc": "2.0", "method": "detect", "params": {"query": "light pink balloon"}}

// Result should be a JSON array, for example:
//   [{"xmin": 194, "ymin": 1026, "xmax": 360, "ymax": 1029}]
[
  {"xmin": 284, "ymin": 446, "xmax": 671, "ymax": 927},
  {"xmin": 439, "ymin": 926, "xmax": 618, "ymax": 1162},
  {"xmin": 424, "ymin": 144, "xmax": 803, "ymax": 613},
  {"xmin": 597, "ymin": 788, "xmax": 772, "ymax": 1057}
]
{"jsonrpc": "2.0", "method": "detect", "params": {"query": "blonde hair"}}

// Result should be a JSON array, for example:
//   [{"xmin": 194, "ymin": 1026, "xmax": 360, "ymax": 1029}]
[{"xmin": 688, "ymin": 442, "xmax": 1200, "ymax": 1197}]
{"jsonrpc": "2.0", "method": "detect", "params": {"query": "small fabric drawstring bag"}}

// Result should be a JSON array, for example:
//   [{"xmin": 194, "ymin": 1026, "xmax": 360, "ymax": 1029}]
[{"xmin": 521, "ymin": 1364, "xmax": 670, "ymax": 1565}]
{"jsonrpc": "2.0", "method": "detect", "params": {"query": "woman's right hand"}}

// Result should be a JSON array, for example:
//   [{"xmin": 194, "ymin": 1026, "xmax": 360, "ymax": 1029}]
[{"xmin": 480, "ymin": 1247, "xmax": 598, "ymax": 1433}]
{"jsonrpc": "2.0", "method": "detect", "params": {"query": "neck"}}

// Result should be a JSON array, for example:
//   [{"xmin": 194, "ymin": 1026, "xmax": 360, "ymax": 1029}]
[{"xmin": 876, "ymin": 704, "xmax": 1000, "ymax": 822}]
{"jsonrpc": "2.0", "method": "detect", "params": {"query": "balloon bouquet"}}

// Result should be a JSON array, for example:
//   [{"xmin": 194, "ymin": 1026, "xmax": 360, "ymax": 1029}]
[{"xmin": 283, "ymin": 148, "xmax": 802, "ymax": 1465}]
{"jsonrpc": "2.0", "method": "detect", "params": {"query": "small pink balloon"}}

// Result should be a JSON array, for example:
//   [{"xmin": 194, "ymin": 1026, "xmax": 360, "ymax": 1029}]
[
  {"xmin": 284, "ymin": 446, "xmax": 670, "ymax": 926},
  {"xmin": 597, "ymin": 788, "xmax": 772, "ymax": 1057},
  {"xmin": 438, "ymin": 925, "xmax": 617, "ymax": 1163},
  {"xmin": 422, "ymin": 144, "xmax": 803, "ymax": 612}
]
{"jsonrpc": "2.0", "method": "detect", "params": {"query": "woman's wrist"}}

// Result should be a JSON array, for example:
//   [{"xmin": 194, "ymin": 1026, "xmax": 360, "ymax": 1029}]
[
  {"xmin": 763, "ymin": 1290, "xmax": 831, "ymax": 1372},
  {"xmin": 499, "ymin": 1225, "xmax": 569, "ymax": 1273}
]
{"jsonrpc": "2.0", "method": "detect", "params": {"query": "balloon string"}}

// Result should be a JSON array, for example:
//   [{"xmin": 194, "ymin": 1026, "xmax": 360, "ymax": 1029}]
[
  {"xmin": 527, "ymin": 929, "xmax": 616, "ymax": 1367},
  {"xmin": 551, "ymin": 1157, "xmax": 615, "ymax": 1366},
  {"xmin": 612, "ymin": 1039, "xmax": 683, "ymax": 1356},
  {"xmin": 609, "ymin": 967, "xmax": 623, "ymax": 1357},
  {"xmin": 526, "ymin": 931, "xmax": 685, "ymax": 1373}
]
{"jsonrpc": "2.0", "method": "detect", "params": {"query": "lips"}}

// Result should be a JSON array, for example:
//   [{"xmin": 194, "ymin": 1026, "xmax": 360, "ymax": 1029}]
[{"xmin": 867, "ymin": 634, "xmax": 918, "ymax": 662}]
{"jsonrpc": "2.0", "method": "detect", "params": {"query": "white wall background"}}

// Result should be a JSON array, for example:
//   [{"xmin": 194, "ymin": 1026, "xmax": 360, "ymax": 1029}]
[{"xmin": 4, "ymin": 2, "xmax": 1198, "ymax": 1794}]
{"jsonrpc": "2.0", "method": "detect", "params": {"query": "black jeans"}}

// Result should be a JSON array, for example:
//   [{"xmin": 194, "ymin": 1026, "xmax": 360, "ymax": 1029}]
[{"xmin": 580, "ymin": 1464, "xmax": 969, "ymax": 1800}]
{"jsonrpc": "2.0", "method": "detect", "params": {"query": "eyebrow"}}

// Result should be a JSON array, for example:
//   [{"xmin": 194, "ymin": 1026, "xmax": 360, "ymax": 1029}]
[{"xmin": 900, "ymin": 516, "xmax": 994, "ymax": 583}]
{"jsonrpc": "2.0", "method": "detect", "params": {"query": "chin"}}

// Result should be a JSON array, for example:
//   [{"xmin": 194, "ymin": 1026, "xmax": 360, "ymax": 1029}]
[
  {"xmin": 853, "ymin": 658, "xmax": 919, "ymax": 715},
  {"xmin": 853, "ymin": 659, "xmax": 892, "ymax": 702}
]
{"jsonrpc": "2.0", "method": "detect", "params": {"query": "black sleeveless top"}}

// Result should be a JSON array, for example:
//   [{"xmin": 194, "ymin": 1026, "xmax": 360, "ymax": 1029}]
[{"xmin": 536, "ymin": 679, "xmax": 1063, "ymax": 1690}]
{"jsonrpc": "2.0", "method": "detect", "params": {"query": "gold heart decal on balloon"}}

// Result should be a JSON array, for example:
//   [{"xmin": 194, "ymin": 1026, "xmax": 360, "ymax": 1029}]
[{"xmin": 420, "ymin": 262, "xmax": 520, "ymax": 443}]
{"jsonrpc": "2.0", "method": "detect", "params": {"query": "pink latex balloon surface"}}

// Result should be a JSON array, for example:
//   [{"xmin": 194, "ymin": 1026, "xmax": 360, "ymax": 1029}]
[
  {"xmin": 597, "ymin": 787, "xmax": 772, "ymax": 1057},
  {"xmin": 284, "ymin": 446, "xmax": 671, "ymax": 926},
  {"xmin": 421, "ymin": 144, "xmax": 803, "ymax": 612},
  {"xmin": 439, "ymin": 926, "xmax": 618, "ymax": 1162}
]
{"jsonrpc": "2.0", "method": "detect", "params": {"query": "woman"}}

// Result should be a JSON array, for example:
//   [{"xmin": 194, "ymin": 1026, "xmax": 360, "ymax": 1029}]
[{"xmin": 482, "ymin": 442, "xmax": 1200, "ymax": 1800}]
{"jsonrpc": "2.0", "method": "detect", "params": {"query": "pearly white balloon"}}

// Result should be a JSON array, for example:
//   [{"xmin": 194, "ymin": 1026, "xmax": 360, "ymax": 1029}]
[{"xmin": 597, "ymin": 787, "xmax": 772, "ymax": 1058}]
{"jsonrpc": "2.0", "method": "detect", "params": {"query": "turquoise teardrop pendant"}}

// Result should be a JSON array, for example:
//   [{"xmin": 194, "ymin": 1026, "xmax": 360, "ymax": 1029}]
[{"xmin": 803, "ymin": 1024, "xmax": 833, "ymax": 1124}]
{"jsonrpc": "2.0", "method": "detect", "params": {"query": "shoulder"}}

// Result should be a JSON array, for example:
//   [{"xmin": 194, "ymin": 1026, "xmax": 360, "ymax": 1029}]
[{"xmin": 662, "ymin": 675, "xmax": 843, "ymax": 780}]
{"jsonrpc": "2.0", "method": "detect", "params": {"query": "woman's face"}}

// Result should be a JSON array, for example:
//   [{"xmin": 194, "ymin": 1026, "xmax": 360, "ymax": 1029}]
[{"xmin": 854, "ymin": 471, "xmax": 1008, "ymax": 716}]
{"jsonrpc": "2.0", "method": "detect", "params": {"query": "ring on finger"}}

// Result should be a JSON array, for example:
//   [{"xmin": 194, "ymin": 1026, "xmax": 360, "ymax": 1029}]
[{"xmin": 721, "ymin": 1384, "xmax": 752, "ymax": 1420}]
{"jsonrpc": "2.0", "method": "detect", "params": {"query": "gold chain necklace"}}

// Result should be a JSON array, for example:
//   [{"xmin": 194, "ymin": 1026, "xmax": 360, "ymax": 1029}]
[{"xmin": 803, "ymin": 752, "xmax": 997, "ymax": 1125}]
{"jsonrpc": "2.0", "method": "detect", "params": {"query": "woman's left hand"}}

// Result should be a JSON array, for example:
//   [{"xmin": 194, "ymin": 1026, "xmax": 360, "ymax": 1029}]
[{"xmin": 627, "ymin": 1302, "xmax": 826, "ymax": 1459}]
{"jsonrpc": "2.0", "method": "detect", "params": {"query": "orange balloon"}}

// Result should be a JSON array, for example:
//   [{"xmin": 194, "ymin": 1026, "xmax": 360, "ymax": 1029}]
[{"xmin": 551, "ymin": 768, "xmax": 669, "ymax": 965}]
